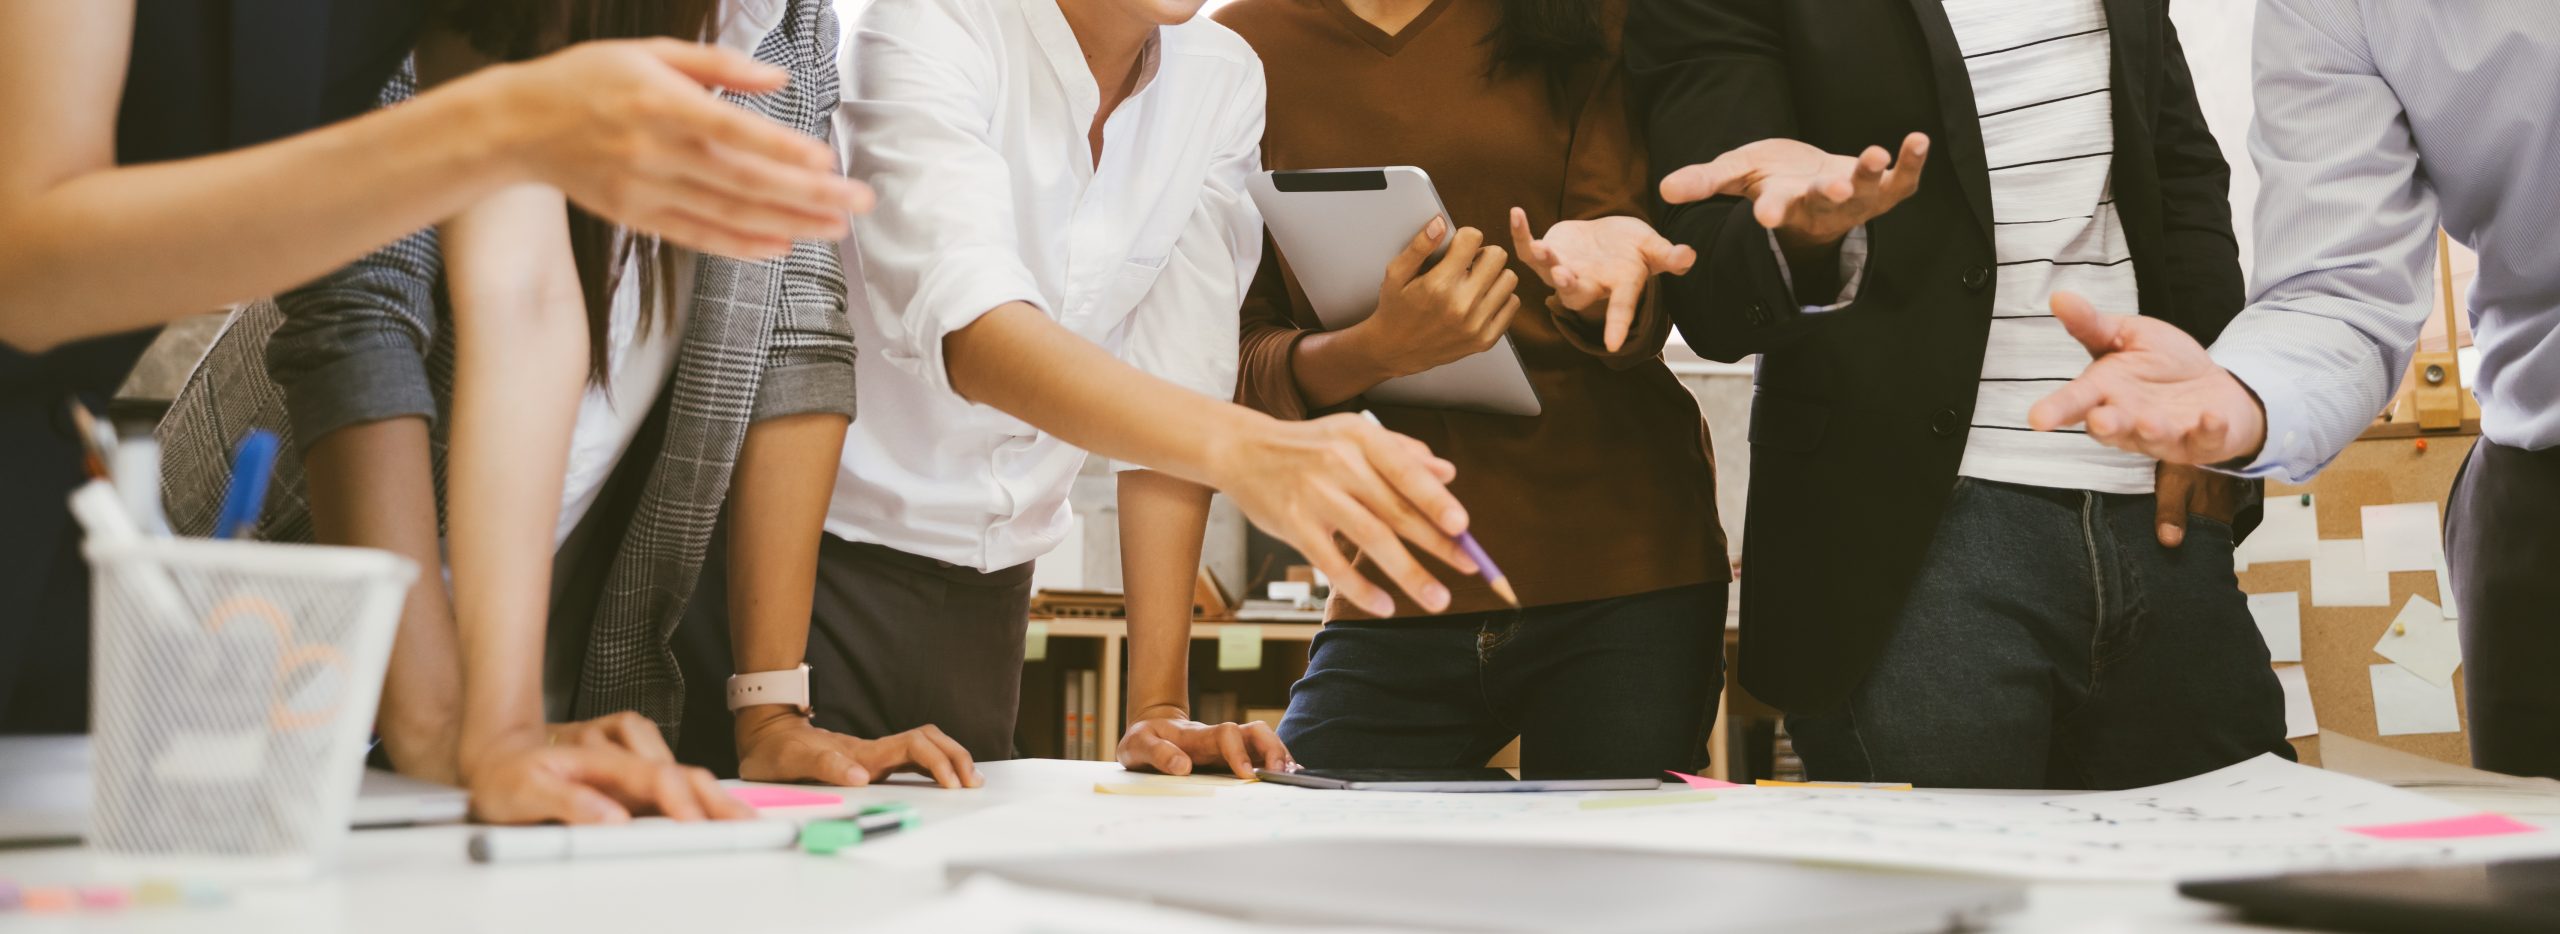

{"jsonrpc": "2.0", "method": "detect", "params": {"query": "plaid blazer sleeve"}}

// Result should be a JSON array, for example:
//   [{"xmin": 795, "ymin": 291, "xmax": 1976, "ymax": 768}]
[
  {"xmin": 745, "ymin": 4, "xmax": 857, "ymax": 423},
  {"xmin": 264, "ymin": 65, "xmax": 447, "ymax": 452}
]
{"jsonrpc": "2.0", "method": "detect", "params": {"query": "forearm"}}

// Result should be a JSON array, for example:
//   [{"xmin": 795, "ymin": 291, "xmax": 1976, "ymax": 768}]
[
  {"xmin": 944, "ymin": 302, "xmax": 1266, "ymax": 487},
  {"xmin": 0, "ymin": 79, "xmax": 524, "ymax": 352},
  {"xmin": 303, "ymin": 416, "xmax": 462, "ymax": 784},
  {"xmin": 443, "ymin": 185, "xmax": 587, "ymax": 769},
  {"xmin": 724, "ymin": 412, "xmax": 849, "ymax": 735},
  {"xmin": 1120, "ymin": 470, "xmax": 1213, "ymax": 719},
  {"xmin": 1286, "ymin": 325, "xmax": 1401, "ymax": 411}
]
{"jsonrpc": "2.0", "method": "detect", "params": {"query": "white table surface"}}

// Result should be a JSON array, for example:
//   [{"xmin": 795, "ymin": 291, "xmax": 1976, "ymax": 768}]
[{"xmin": 0, "ymin": 754, "xmax": 2539, "ymax": 934}]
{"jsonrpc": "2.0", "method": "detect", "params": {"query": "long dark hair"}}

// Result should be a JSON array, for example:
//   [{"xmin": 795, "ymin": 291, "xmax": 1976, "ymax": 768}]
[
  {"xmin": 1485, "ymin": 0, "xmax": 1607, "ymax": 108},
  {"xmin": 440, "ymin": 0, "xmax": 723, "ymax": 383}
]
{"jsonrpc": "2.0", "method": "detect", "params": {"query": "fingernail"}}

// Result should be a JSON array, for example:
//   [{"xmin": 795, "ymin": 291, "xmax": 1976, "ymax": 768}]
[
  {"xmin": 1427, "ymin": 217, "xmax": 1446, "ymax": 239},
  {"xmin": 1367, "ymin": 594, "xmax": 1396, "ymax": 616},
  {"xmin": 1423, "ymin": 584, "xmax": 1450, "ymax": 610},
  {"xmin": 2160, "ymin": 524, "xmax": 2183, "ymax": 547},
  {"xmin": 1441, "ymin": 508, "xmax": 1467, "ymax": 530}
]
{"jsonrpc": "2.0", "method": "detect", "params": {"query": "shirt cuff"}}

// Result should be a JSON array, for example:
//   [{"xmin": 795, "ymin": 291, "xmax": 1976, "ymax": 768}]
[
  {"xmin": 880, "ymin": 245, "xmax": 1047, "ymax": 398},
  {"xmin": 2209, "ymin": 342, "xmax": 2323, "ymax": 484},
  {"xmin": 1766, "ymin": 226, "xmax": 1868, "ymax": 312}
]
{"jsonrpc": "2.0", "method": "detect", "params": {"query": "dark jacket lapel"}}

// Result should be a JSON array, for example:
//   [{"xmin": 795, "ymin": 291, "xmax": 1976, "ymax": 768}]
[{"xmin": 1903, "ymin": 0, "xmax": 1994, "ymax": 244}]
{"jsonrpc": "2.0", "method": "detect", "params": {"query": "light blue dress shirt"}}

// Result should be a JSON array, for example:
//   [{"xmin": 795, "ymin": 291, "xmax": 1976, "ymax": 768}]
[{"xmin": 2212, "ymin": 0, "xmax": 2560, "ymax": 483}]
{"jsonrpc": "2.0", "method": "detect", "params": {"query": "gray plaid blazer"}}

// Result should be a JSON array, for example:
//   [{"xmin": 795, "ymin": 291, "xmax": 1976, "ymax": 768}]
[{"xmin": 157, "ymin": 0, "xmax": 855, "ymax": 740}]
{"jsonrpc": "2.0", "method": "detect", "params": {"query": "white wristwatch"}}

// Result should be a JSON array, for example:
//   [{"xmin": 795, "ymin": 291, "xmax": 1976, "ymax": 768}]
[{"xmin": 726, "ymin": 664, "xmax": 813, "ymax": 718}]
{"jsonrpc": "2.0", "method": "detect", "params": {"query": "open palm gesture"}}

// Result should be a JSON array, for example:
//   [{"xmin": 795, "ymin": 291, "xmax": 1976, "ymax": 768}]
[{"xmin": 1659, "ymin": 134, "xmax": 1930, "ymax": 251}]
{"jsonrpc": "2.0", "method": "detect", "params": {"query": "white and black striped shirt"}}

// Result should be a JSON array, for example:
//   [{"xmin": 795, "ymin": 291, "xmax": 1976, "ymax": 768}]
[{"xmin": 1945, "ymin": 0, "xmax": 2154, "ymax": 494}]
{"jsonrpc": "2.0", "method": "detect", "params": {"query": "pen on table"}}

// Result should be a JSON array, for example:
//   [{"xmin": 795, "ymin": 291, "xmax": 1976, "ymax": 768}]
[
  {"xmin": 211, "ymin": 429, "xmax": 281, "ymax": 540},
  {"xmin": 468, "ymin": 804, "xmax": 919, "ymax": 864},
  {"xmin": 1358, "ymin": 410, "xmax": 1516, "ymax": 607}
]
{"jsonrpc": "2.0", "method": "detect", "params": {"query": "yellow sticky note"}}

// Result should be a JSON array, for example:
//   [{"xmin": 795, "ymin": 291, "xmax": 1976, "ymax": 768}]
[
  {"xmin": 1024, "ymin": 622, "xmax": 1048, "ymax": 662},
  {"xmin": 1217, "ymin": 624, "xmax": 1263, "ymax": 671}
]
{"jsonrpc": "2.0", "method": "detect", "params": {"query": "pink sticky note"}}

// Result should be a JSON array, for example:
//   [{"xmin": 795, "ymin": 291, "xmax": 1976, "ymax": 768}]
[
  {"xmin": 1666, "ymin": 770, "xmax": 1742, "ymax": 790},
  {"xmin": 729, "ymin": 786, "xmax": 844, "ymax": 809},
  {"xmin": 2348, "ymin": 813, "xmax": 2541, "ymax": 840}
]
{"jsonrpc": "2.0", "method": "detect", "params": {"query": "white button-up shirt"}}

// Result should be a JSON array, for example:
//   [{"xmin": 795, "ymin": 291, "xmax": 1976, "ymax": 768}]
[{"xmin": 827, "ymin": 0, "xmax": 1264, "ymax": 571}]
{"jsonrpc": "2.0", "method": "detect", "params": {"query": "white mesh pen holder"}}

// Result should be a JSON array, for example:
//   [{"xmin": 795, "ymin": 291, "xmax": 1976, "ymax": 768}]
[{"xmin": 84, "ymin": 536, "xmax": 415, "ymax": 878}]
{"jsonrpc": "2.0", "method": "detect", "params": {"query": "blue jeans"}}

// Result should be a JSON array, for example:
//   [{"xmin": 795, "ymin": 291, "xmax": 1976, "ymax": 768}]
[
  {"xmin": 1785, "ymin": 478, "xmax": 2292, "ymax": 790},
  {"xmin": 1279, "ymin": 583, "xmax": 1727, "ymax": 779}
]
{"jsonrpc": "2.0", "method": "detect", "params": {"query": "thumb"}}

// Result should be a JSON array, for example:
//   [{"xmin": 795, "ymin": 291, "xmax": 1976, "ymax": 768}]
[
  {"xmin": 1636, "ymin": 234, "xmax": 1693, "ymax": 276},
  {"xmin": 2154, "ymin": 465, "xmax": 2193, "ymax": 548},
  {"xmin": 2050, "ymin": 291, "xmax": 2128, "ymax": 358},
  {"xmin": 639, "ymin": 38, "xmax": 789, "ymax": 94},
  {"xmin": 1659, "ymin": 151, "xmax": 1749, "ymax": 205}
]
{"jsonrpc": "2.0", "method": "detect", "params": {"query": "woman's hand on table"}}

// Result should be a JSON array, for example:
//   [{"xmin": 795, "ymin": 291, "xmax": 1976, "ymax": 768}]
[
  {"xmin": 735, "ymin": 707, "xmax": 983, "ymax": 790},
  {"xmin": 1118, "ymin": 708, "xmax": 1294, "ymax": 777},
  {"xmin": 466, "ymin": 719, "xmax": 752, "ymax": 825}
]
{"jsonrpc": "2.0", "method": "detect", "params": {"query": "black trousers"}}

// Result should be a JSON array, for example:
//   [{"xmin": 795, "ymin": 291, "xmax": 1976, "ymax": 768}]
[
  {"xmin": 2446, "ymin": 438, "xmax": 2560, "ymax": 779},
  {"xmin": 674, "ymin": 530, "xmax": 1034, "ymax": 775}
]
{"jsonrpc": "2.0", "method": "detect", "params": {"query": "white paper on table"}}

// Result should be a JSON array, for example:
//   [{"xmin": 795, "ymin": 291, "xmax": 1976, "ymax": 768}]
[
  {"xmin": 2311, "ymin": 539, "xmax": 2393, "ymax": 607},
  {"xmin": 2249, "ymin": 592, "xmax": 2304, "ymax": 663},
  {"xmin": 2275, "ymin": 665, "xmax": 2318, "ymax": 739},
  {"xmin": 2361, "ymin": 503, "xmax": 2445, "ymax": 572},
  {"xmin": 2370, "ymin": 663, "xmax": 2463, "ymax": 736},
  {"xmin": 1306, "ymin": 755, "xmax": 2560, "ymax": 883},
  {"xmin": 2372, "ymin": 595, "xmax": 2462, "ymax": 687},
  {"xmin": 2238, "ymin": 494, "xmax": 2320, "ymax": 564},
  {"xmin": 886, "ymin": 877, "xmax": 1406, "ymax": 934},
  {"xmin": 2433, "ymin": 552, "xmax": 2462, "ymax": 619}
]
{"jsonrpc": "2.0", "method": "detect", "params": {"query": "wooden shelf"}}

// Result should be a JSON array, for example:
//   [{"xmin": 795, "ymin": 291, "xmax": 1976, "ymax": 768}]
[{"xmin": 1021, "ymin": 613, "xmax": 1751, "ymax": 782}]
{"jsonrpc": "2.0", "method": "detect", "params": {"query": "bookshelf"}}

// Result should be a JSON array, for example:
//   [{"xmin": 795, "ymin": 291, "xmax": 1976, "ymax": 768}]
[
  {"xmin": 1016, "ymin": 617, "xmax": 1322, "ymax": 763},
  {"xmin": 1015, "ymin": 606, "xmax": 1769, "ymax": 782}
]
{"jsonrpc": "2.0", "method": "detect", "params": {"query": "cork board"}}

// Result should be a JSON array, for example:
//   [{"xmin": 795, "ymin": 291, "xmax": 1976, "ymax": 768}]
[{"xmin": 2239, "ymin": 430, "xmax": 2476, "ymax": 767}]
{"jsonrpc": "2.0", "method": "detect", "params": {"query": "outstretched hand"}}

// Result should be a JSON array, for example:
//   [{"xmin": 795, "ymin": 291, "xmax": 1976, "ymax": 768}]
[
  {"xmin": 1509, "ymin": 209, "xmax": 1694, "ymax": 352},
  {"xmin": 1658, "ymin": 133, "xmax": 1929, "ymax": 252},
  {"xmin": 1211, "ymin": 413, "xmax": 1476, "ymax": 618},
  {"xmin": 2028, "ymin": 292, "xmax": 2269, "ymax": 465}
]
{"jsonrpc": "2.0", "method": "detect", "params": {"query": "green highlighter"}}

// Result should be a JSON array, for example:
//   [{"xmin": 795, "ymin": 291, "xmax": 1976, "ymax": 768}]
[{"xmin": 798, "ymin": 803, "xmax": 920, "ymax": 855}]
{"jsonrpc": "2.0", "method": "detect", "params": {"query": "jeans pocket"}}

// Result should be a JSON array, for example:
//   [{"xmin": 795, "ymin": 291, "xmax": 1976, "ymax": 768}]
[{"xmin": 2185, "ymin": 513, "xmax": 2235, "ymax": 538}]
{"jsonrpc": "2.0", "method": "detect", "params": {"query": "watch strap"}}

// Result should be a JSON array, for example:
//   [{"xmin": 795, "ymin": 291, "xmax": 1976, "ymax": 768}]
[{"xmin": 726, "ymin": 664, "xmax": 813, "ymax": 717}]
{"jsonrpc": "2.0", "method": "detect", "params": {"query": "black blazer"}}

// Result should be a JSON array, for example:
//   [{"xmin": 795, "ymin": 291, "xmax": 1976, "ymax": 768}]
[{"xmin": 1626, "ymin": 0, "xmax": 2245, "ymax": 713}]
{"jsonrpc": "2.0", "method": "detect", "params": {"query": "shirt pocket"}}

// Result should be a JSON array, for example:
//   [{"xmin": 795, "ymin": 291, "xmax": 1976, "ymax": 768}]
[{"xmin": 1075, "ymin": 256, "xmax": 1168, "ymax": 341}]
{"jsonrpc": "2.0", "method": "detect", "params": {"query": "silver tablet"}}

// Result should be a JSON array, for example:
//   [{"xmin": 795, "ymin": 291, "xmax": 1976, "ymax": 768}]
[{"xmin": 1246, "ymin": 167, "xmax": 1543, "ymax": 417}]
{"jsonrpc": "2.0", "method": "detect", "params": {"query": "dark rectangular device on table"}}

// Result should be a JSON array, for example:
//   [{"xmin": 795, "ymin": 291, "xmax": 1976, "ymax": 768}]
[{"xmin": 2179, "ymin": 857, "xmax": 2560, "ymax": 934}]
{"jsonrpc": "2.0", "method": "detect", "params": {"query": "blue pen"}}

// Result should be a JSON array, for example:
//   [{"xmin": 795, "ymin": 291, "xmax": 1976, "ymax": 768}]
[{"xmin": 211, "ymin": 429, "xmax": 281, "ymax": 540}]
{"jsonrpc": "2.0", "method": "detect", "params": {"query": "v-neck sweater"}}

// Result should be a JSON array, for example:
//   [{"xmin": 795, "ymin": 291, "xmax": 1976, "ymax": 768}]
[{"xmin": 1217, "ymin": 0, "xmax": 1727, "ymax": 618}]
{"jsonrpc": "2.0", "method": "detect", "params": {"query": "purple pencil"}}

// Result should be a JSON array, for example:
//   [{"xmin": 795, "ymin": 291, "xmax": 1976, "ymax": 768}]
[{"xmin": 1453, "ymin": 531, "xmax": 1518, "ymax": 607}]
